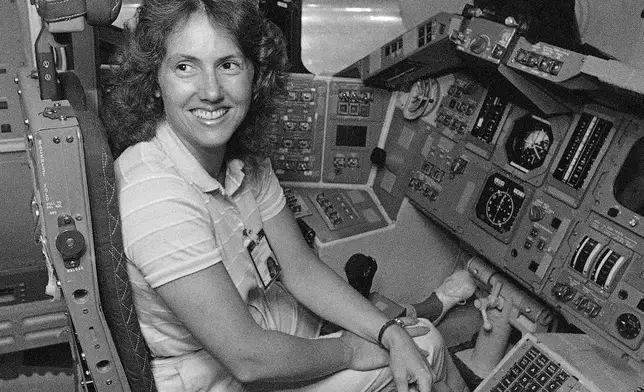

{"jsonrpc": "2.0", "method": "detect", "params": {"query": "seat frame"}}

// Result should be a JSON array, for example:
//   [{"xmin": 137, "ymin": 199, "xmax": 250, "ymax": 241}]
[{"xmin": 19, "ymin": 67, "xmax": 156, "ymax": 392}]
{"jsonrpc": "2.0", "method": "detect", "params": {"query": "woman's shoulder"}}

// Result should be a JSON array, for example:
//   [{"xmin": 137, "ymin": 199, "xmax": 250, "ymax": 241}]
[
  {"xmin": 116, "ymin": 142, "xmax": 208, "ymax": 214},
  {"xmin": 115, "ymin": 140, "xmax": 187, "ymax": 190}
]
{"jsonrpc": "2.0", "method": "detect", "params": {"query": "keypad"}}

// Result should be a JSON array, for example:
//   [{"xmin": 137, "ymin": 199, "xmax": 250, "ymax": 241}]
[{"xmin": 490, "ymin": 345, "xmax": 575, "ymax": 392}]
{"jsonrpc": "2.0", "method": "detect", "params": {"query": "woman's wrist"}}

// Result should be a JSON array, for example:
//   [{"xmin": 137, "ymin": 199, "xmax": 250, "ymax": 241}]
[
  {"xmin": 377, "ymin": 318, "xmax": 405, "ymax": 349},
  {"xmin": 378, "ymin": 319, "xmax": 407, "ymax": 350}
]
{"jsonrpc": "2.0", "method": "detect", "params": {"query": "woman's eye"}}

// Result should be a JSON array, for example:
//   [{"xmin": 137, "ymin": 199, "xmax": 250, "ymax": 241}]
[
  {"xmin": 220, "ymin": 61, "xmax": 242, "ymax": 73},
  {"xmin": 175, "ymin": 63, "xmax": 194, "ymax": 74}
]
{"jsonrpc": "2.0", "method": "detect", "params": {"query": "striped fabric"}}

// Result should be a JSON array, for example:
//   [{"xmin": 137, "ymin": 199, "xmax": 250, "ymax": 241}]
[{"xmin": 115, "ymin": 122, "xmax": 285, "ymax": 358}]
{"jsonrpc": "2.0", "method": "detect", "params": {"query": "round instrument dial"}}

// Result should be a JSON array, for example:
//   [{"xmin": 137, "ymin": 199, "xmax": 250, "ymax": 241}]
[
  {"xmin": 485, "ymin": 190, "xmax": 515, "ymax": 227},
  {"xmin": 475, "ymin": 173, "xmax": 526, "ymax": 235},
  {"xmin": 403, "ymin": 78, "xmax": 439, "ymax": 120},
  {"xmin": 506, "ymin": 115, "xmax": 553, "ymax": 172},
  {"xmin": 615, "ymin": 313, "xmax": 641, "ymax": 340}
]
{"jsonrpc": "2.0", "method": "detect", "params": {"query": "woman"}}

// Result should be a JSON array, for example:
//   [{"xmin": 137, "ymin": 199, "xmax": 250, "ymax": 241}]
[{"xmin": 103, "ymin": 0, "xmax": 463, "ymax": 391}]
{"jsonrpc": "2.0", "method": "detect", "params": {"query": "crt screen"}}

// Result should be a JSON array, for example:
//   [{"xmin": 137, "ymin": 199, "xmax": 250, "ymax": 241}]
[{"xmin": 336, "ymin": 125, "xmax": 367, "ymax": 147}]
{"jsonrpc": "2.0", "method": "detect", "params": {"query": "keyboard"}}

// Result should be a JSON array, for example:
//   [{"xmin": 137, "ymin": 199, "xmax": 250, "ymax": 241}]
[{"xmin": 474, "ymin": 333, "xmax": 602, "ymax": 392}]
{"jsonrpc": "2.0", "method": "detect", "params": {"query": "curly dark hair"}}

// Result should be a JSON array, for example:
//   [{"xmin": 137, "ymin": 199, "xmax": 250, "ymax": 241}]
[{"xmin": 102, "ymin": 0, "xmax": 288, "ymax": 166}]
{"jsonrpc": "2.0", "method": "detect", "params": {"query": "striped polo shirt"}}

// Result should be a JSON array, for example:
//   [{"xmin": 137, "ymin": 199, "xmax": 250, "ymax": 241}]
[{"xmin": 115, "ymin": 121, "xmax": 285, "ymax": 357}]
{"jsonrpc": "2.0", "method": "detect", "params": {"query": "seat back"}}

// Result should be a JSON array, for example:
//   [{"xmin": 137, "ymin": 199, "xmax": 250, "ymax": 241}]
[{"xmin": 72, "ymin": 79, "xmax": 158, "ymax": 392}]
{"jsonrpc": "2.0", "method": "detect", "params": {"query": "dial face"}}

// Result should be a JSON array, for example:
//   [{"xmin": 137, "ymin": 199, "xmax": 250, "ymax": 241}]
[
  {"xmin": 403, "ymin": 78, "xmax": 439, "ymax": 120},
  {"xmin": 615, "ymin": 313, "xmax": 641, "ymax": 340},
  {"xmin": 476, "ymin": 173, "xmax": 526, "ymax": 234},
  {"xmin": 506, "ymin": 115, "xmax": 553, "ymax": 172},
  {"xmin": 486, "ymin": 190, "xmax": 515, "ymax": 227}
]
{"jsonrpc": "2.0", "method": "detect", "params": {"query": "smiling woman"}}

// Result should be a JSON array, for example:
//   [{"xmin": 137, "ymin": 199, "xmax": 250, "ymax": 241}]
[
  {"xmin": 156, "ymin": 12, "xmax": 254, "ymax": 177},
  {"xmin": 101, "ymin": 1, "xmax": 460, "ymax": 391},
  {"xmin": 102, "ymin": 0, "xmax": 285, "ymax": 167}
]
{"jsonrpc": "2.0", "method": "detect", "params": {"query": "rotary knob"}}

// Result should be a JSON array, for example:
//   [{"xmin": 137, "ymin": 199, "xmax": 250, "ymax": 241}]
[
  {"xmin": 55, "ymin": 229, "xmax": 86, "ymax": 269},
  {"xmin": 469, "ymin": 35, "xmax": 490, "ymax": 54}
]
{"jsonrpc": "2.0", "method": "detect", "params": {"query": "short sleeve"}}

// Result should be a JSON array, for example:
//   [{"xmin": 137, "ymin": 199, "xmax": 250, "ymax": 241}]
[{"xmin": 116, "ymin": 152, "xmax": 221, "ymax": 289}]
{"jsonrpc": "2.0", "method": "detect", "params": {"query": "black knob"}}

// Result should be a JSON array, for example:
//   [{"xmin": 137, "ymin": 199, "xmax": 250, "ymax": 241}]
[
  {"xmin": 296, "ymin": 218, "xmax": 316, "ymax": 248},
  {"xmin": 370, "ymin": 147, "xmax": 387, "ymax": 166},
  {"xmin": 55, "ymin": 229, "xmax": 86, "ymax": 261},
  {"xmin": 345, "ymin": 254, "xmax": 377, "ymax": 298}
]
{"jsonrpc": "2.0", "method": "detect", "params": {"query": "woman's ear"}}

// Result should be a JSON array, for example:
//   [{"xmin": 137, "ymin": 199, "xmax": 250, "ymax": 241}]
[{"xmin": 154, "ymin": 89, "xmax": 161, "ymax": 98}]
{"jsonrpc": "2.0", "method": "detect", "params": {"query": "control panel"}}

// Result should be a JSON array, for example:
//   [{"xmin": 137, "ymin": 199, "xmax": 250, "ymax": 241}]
[
  {"xmin": 283, "ymin": 187, "xmax": 387, "ymax": 243},
  {"xmin": 434, "ymin": 73, "xmax": 510, "ymax": 159},
  {"xmin": 398, "ymin": 70, "xmax": 644, "ymax": 359},
  {"xmin": 336, "ymin": 12, "xmax": 463, "ymax": 90},
  {"xmin": 451, "ymin": 17, "xmax": 518, "ymax": 64},
  {"xmin": 342, "ymin": 8, "xmax": 644, "ymax": 362},
  {"xmin": 399, "ymin": 80, "xmax": 643, "ymax": 361},
  {"xmin": 323, "ymin": 80, "xmax": 388, "ymax": 184},
  {"xmin": 268, "ymin": 73, "xmax": 326, "ymax": 182},
  {"xmin": 506, "ymin": 37, "xmax": 586, "ymax": 83},
  {"xmin": 270, "ymin": 74, "xmax": 390, "ymax": 245},
  {"xmin": 361, "ymin": 29, "xmax": 644, "ymax": 359},
  {"xmin": 268, "ymin": 74, "xmax": 388, "ymax": 185}
]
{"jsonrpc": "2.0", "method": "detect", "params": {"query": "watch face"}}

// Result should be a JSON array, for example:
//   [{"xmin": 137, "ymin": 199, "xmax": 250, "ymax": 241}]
[{"xmin": 506, "ymin": 115, "xmax": 553, "ymax": 172}]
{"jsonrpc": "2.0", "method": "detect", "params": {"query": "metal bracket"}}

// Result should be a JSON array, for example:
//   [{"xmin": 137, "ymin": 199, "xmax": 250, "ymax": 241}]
[{"xmin": 43, "ymin": 103, "xmax": 77, "ymax": 120}]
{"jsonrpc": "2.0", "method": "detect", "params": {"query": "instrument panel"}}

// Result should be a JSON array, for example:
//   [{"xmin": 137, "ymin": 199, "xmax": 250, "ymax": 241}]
[
  {"xmin": 392, "ymin": 69, "xmax": 644, "ymax": 361},
  {"xmin": 267, "ymin": 73, "xmax": 388, "ymax": 185},
  {"xmin": 339, "ymin": 8, "xmax": 644, "ymax": 363},
  {"xmin": 275, "ymin": 10, "xmax": 644, "ymax": 363}
]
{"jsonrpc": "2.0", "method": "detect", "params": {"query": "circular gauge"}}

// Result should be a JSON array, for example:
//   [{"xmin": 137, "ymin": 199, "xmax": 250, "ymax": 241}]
[
  {"xmin": 403, "ymin": 78, "xmax": 439, "ymax": 120},
  {"xmin": 615, "ymin": 313, "xmax": 641, "ymax": 340},
  {"xmin": 506, "ymin": 115, "xmax": 553, "ymax": 172},
  {"xmin": 476, "ymin": 173, "xmax": 526, "ymax": 235},
  {"xmin": 485, "ymin": 190, "xmax": 515, "ymax": 227}
]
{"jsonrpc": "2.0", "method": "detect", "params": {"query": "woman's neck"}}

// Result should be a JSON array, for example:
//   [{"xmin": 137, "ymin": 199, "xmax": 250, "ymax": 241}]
[{"xmin": 193, "ymin": 144, "xmax": 227, "ymax": 181}]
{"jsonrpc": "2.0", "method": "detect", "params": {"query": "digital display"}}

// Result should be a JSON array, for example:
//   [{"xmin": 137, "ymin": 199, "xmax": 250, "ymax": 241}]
[
  {"xmin": 336, "ymin": 125, "xmax": 367, "ymax": 147},
  {"xmin": 614, "ymin": 137, "xmax": 644, "ymax": 216}
]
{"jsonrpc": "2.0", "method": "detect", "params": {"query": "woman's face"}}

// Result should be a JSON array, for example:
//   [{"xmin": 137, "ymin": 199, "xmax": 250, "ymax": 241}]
[{"xmin": 157, "ymin": 12, "xmax": 254, "ymax": 158}]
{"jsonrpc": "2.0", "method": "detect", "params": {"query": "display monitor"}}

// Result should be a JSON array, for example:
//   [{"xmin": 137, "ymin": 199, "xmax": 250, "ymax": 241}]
[{"xmin": 336, "ymin": 125, "xmax": 367, "ymax": 147}]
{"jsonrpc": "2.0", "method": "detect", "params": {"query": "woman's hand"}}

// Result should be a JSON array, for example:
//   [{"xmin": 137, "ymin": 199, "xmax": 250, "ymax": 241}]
[{"xmin": 382, "ymin": 317, "xmax": 436, "ymax": 392}]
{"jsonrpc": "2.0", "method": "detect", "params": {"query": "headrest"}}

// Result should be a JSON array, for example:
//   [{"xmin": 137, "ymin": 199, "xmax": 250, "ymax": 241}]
[{"xmin": 35, "ymin": 0, "xmax": 122, "ymax": 26}]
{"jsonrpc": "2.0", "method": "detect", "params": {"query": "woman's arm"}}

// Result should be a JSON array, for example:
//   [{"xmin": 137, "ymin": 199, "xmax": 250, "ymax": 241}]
[
  {"xmin": 119, "ymin": 167, "xmax": 385, "ymax": 384},
  {"xmin": 262, "ymin": 206, "xmax": 390, "ymax": 339},
  {"xmin": 263, "ymin": 206, "xmax": 436, "ymax": 392},
  {"xmin": 155, "ymin": 263, "xmax": 360, "ymax": 383}
]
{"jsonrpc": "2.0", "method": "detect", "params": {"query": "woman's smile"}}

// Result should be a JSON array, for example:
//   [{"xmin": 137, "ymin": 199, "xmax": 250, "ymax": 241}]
[{"xmin": 191, "ymin": 108, "xmax": 229, "ymax": 121}]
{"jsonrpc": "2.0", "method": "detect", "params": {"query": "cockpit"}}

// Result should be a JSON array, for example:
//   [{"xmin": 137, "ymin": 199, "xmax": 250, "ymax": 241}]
[{"xmin": 1, "ymin": 0, "xmax": 644, "ymax": 391}]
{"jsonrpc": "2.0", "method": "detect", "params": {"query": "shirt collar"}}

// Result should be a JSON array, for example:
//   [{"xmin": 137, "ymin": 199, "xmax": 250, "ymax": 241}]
[{"xmin": 155, "ymin": 121, "xmax": 246, "ymax": 194}]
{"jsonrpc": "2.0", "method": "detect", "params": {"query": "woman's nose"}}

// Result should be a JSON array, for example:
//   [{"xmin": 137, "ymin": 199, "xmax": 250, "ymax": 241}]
[{"xmin": 199, "ymin": 72, "xmax": 223, "ymax": 102}]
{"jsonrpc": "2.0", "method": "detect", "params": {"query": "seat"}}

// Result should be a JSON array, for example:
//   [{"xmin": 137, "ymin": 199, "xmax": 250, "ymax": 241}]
[{"xmin": 19, "ymin": 1, "xmax": 157, "ymax": 391}]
